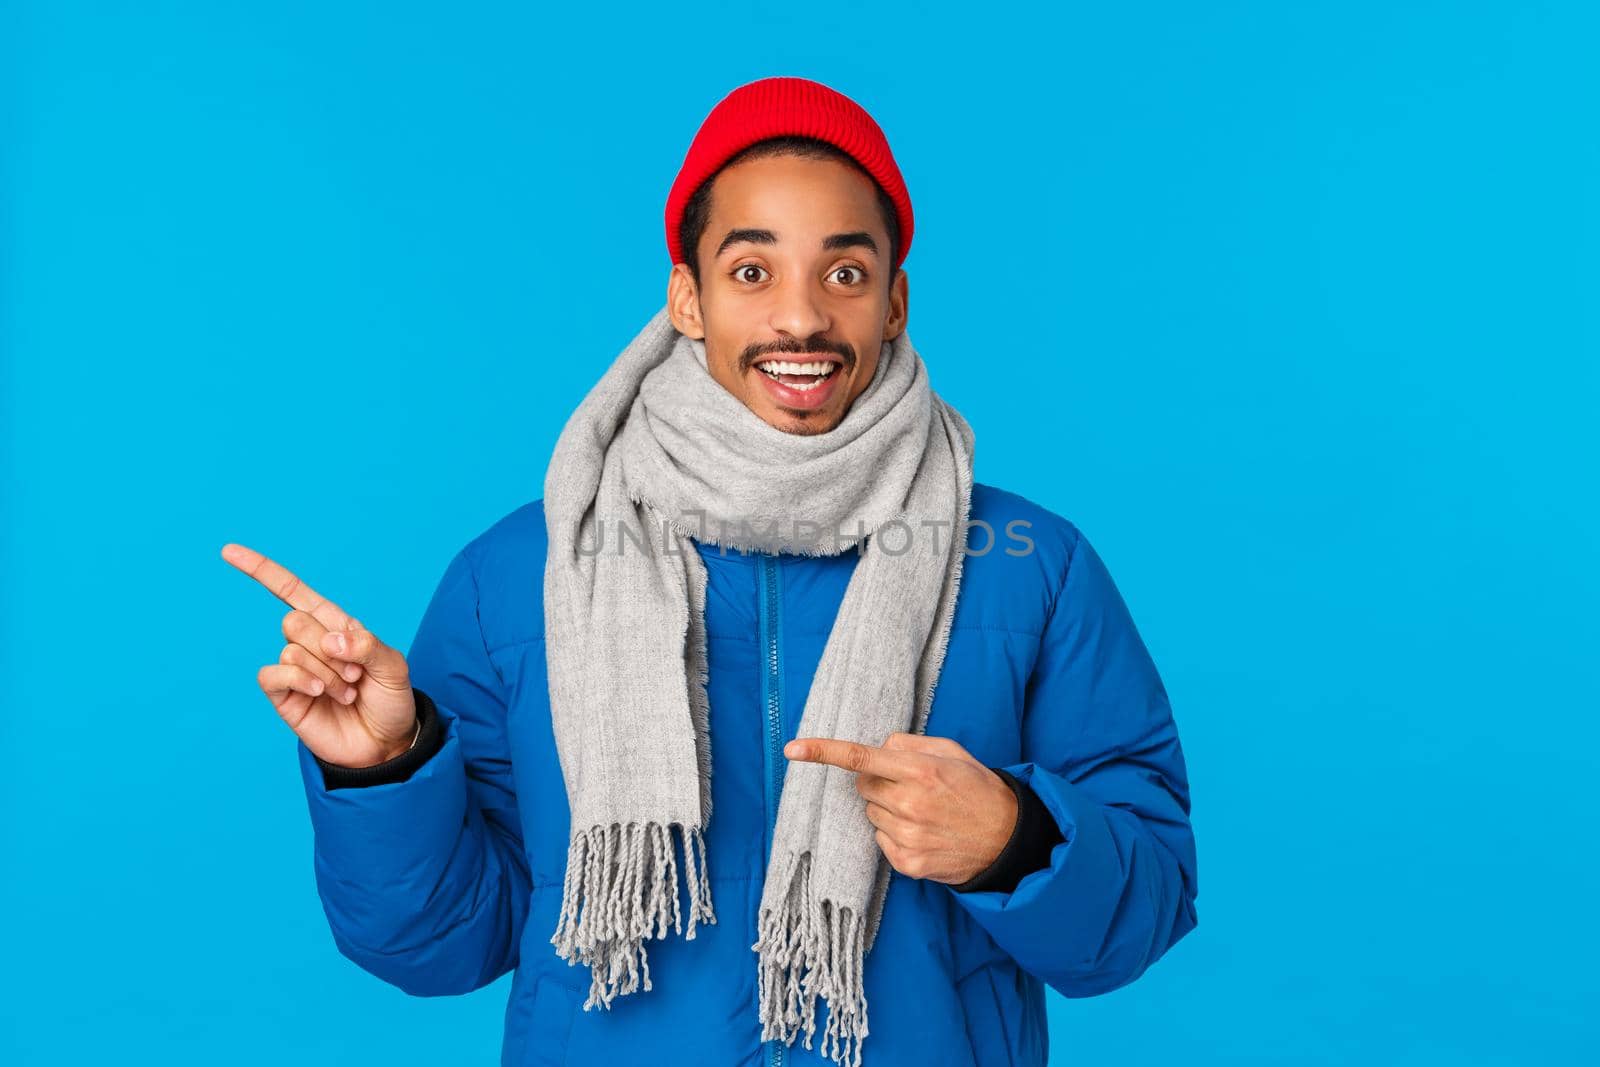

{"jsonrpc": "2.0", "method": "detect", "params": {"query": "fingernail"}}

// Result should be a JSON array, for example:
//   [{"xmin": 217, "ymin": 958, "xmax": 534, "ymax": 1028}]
[
  {"xmin": 343, "ymin": 686, "xmax": 357, "ymax": 704},
  {"xmin": 328, "ymin": 633, "xmax": 346, "ymax": 655},
  {"xmin": 343, "ymin": 664, "xmax": 361, "ymax": 682},
  {"xmin": 310, "ymin": 679, "xmax": 324, "ymax": 696}
]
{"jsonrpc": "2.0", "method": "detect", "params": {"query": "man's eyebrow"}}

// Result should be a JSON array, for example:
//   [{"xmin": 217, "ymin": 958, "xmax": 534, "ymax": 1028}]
[
  {"xmin": 716, "ymin": 228, "xmax": 777, "ymax": 257},
  {"xmin": 715, "ymin": 229, "xmax": 881, "ymax": 258},
  {"xmin": 821, "ymin": 231, "xmax": 879, "ymax": 257}
]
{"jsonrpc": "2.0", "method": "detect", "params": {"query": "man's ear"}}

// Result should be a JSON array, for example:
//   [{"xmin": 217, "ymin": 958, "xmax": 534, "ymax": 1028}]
[
  {"xmin": 668, "ymin": 265, "xmax": 706, "ymax": 338},
  {"xmin": 883, "ymin": 267, "xmax": 909, "ymax": 341}
]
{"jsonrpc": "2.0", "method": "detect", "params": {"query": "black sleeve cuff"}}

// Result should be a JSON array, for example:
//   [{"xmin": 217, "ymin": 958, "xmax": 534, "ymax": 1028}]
[
  {"xmin": 950, "ymin": 767, "xmax": 1067, "ymax": 895},
  {"xmin": 314, "ymin": 687, "xmax": 446, "ymax": 791}
]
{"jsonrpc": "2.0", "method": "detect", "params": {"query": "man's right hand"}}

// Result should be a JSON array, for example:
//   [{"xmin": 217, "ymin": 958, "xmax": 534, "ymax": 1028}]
[{"xmin": 222, "ymin": 542, "xmax": 419, "ymax": 769}]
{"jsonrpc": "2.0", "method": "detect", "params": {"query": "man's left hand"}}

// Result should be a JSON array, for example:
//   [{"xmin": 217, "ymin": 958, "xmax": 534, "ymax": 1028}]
[{"xmin": 783, "ymin": 733, "xmax": 1017, "ymax": 885}]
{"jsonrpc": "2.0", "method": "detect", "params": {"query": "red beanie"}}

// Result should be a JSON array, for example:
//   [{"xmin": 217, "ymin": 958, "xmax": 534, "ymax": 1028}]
[{"xmin": 664, "ymin": 76, "xmax": 914, "ymax": 271}]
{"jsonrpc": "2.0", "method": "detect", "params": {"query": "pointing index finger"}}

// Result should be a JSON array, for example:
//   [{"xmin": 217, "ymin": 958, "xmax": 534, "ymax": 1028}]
[
  {"xmin": 784, "ymin": 737, "xmax": 917, "ymax": 780},
  {"xmin": 221, "ymin": 542, "xmax": 353, "ymax": 632}
]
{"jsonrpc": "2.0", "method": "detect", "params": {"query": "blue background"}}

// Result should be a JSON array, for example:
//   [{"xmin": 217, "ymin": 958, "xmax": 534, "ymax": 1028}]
[{"xmin": 4, "ymin": 3, "xmax": 1595, "ymax": 1064}]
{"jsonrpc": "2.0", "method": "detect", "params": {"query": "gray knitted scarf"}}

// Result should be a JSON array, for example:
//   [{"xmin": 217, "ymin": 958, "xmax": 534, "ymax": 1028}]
[{"xmin": 542, "ymin": 303, "xmax": 974, "ymax": 1067}]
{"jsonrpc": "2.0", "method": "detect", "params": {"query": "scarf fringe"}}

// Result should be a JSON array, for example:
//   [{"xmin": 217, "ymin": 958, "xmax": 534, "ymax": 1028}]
[
  {"xmin": 549, "ymin": 819, "xmax": 716, "ymax": 1012},
  {"xmin": 752, "ymin": 850, "xmax": 870, "ymax": 1067}
]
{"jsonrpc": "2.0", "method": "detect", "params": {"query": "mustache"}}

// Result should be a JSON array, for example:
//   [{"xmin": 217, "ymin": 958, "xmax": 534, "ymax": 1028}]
[{"xmin": 739, "ymin": 335, "xmax": 855, "ymax": 373}]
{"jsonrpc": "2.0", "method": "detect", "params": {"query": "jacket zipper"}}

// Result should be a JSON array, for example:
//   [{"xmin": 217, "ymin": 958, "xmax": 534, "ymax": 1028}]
[{"xmin": 758, "ymin": 555, "xmax": 786, "ymax": 1067}]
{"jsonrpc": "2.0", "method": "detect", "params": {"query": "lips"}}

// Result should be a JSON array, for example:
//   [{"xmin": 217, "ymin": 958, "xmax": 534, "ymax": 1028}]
[{"xmin": 751, "ymin": 357, "xmax": 844, "ymax": 411}]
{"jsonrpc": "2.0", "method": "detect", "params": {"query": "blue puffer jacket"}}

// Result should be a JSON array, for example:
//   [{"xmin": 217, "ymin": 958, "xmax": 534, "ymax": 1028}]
[{"xmin": 295, "ymin": 481, "xmax": 1199, "ymax": 1067}]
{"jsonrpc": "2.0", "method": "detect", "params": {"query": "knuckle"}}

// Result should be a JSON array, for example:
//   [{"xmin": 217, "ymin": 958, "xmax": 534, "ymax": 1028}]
[
  {"xmin": 285, "ymin": 645, "xmax": 324, "ymax": 674},
  {"xmin": 257, "ymin": 665, "xmax": 290, "ymax": 695}
]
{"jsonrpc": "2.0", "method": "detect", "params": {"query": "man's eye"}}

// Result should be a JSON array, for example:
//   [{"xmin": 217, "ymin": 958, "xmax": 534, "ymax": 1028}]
[
  {"xmin": 733, "ymin": 265, "xmax": 770, "ymax": 284},
  {"xmin": 833, "ymin": 266, "xmax": 867, "ymax": 286}
]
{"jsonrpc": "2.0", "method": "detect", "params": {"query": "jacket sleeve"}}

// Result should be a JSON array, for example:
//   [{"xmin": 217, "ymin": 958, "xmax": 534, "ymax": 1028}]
[
  {"xmin": 295, "ymin": 544, "xmax": 532, "ymax": 997},
  {"xmin": 948, "ymin": 527, "xmax": 1199, "ymax": 997}
]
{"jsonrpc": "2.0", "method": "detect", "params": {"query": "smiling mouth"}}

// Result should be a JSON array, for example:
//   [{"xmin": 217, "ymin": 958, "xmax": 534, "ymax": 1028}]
[
  {"xmin": 752, "ymin": 357, "xmax": 842, "ymax": 392},
  {"xmin": 749, "ymin": 355, "xmax": 846, "ymax": 412}
]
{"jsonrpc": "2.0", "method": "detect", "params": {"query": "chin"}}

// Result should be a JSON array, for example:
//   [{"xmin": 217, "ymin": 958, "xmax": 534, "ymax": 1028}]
[{"xmin": 767, "ymin": 407, "xmax": 840, "ymax": 436}]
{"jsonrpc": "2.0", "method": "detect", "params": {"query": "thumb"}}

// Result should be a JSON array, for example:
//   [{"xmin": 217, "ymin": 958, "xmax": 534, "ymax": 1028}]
[{"xmin": 321, "ymin": 622, "xmax": 409, "ymax": 686}]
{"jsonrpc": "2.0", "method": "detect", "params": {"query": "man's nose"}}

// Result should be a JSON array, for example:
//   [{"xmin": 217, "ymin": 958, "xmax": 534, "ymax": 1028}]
[{"xmin": 768, "ymin": 278, "xmax": 831, "ymax": 343}]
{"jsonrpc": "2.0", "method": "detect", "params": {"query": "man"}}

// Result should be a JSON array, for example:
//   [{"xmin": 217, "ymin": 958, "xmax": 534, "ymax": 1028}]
[{"xmin": 224, "ymin": 76, "xmax": 1198, "ymax": 1067}]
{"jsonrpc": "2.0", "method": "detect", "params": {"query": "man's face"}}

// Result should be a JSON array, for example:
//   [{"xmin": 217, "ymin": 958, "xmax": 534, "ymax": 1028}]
[{"xmin": 667, "ymin": 153, "xmax": 909, "ymax": 435}]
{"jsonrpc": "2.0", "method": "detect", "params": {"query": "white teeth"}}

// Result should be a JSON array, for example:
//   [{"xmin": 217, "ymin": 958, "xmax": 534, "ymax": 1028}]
[{"xmin": 756, "ymin": 360, "xmax": 836, "ymax": 376}]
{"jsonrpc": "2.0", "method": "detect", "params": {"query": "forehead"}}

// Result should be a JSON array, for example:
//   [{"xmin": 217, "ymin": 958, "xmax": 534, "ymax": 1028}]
[{"xmin": 704, "ymin": 154, "xmax": 885, "ymax": 243}]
